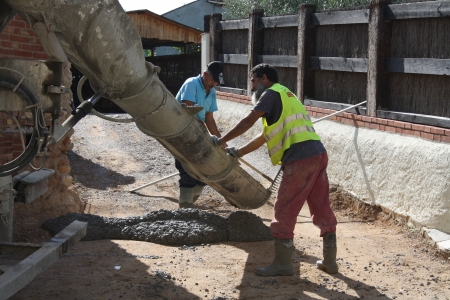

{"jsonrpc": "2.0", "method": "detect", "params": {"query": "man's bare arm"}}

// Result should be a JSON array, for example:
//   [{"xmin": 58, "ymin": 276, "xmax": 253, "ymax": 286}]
[
  {"xmin": 236, "ymin": 132, "xmax": 266, "ymax": 157},
  {"xmin": 204, "ymin": 112, "xmax": 221, "ymax": 137},
  {"xmin": 219, "ymin": 110, "xmax": 265, "ymax": 146}
]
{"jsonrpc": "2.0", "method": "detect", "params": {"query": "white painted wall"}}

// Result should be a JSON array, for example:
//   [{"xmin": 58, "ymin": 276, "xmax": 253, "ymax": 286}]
[{"xmin": 216, "ymin": 99, "xmax": 450, "ymax": 234}]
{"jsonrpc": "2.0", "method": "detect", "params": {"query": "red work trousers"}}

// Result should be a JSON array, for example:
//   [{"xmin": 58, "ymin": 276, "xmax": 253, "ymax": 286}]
[{"xmin": 270, "ymin": 152, "xmax": 337, "ymax": 239}]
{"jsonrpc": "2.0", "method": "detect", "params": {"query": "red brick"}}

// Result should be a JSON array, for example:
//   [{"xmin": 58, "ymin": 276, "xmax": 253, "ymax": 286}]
[
  {"xmin": 33, "ymin": 52, "xmax": 47, "ymax": 59},
  {"xmin": 430, "ymin": 127, "xmax": 445, "ymax": 135},
  {"xmin": 13, "ymin": 49, "xmax": 33, "ymax": 58},
  {"xmin": 404, "ymin": 123, "xmax": 412, "ymax": 129},
  {"xmin": 420, "ymin": 132, "xmax": 433, "ymax": 140},
  {"xmin": 433, "ymin": 134, "xmax": 442, "ymax": 141},
  {"xmin": 1, "ymin": 40, "xmax": 20, "ymax": 49},
  {"xmin": 441, "ymin": 135, "xmax": 450, "ymax": 143},
  {"xmin": 0, "ymin": 141, "xmax": 12, "ymax": 147},
  {"xmin": 13, "ymin": 144, "xmax": 25, "ymax": 151},
  {"xmin": 9, "ymin": 20, "xmax": 27, "ymax": 28},
  {"xmin": 0, "ymin": 153, "xmax": 13, "ymax": 161},
  {"xmin": 377, "ymin": 118, "xmax": 388, "ymax": 125},
  {"xmin": 393, "ymin": 121, "xmax": 406, "ymax": 128},
  {"xmin": 369, "ymin": 123, "xmax": 379, "ymax": 130},
  {"xmin": 424, "ymin": 126, "xmax": 432, "ymax": 133},
  {"xmin": 0, "ymin": 48, "xmax": 14, "ymax": 56},
  {"xmin": 385, "ymin": 126, "xmax": 397, "ymax": 133},
  {"xmin": 10, "ymin": 35, "xmax": 29, "ymax": 43},
  {"xmin": 395, "ymin": 127, "xmax": 403, "ymax": 134},
  {"xmin": 3, "ymin": 27, "xmax": 14, "ymax": 34},
  {"xmin": 403, "ymin": 129, "xmax": 414, "ymax": 136},
  {"xmin": 362, "ymin": 116, "xmax": 371, "ymax": 122},
  {"xmin": 445, "ymin": 129, "xmax": 450, "ymax": 136},
  {"xmin": 12, "ymin": 151, "xmax": 23, "ymax": 158},
  {"xmin": 0, "ymin": 33, "xmax": 9, "ymax": 40},
  {"xmin": 12, "ymin": 137, "xmax": 23, "ymax": 144},
  {"xmin": 356, "ymin": 120, "xmax": 364, "ymax": 127},
  {"xmin": 411, "ymin": 124, "xmax": 425, "ymax": 131},
  {"xmin": 413, "ymin": 131, "xmax": 421, "ymax": 137},
  {"xmin": 22, "ymin": 44, "xmax": 42, "ymax": 52},
  {"xmin": 14, "ymin": 28, "xmax": 35, "ymax": 37},
  {"xmin": 387, "ymin": 120, "xmax": 395, "ymax": 127},
  {"xmin": 0, "ymin": 135, "xmax": 13, "ymax": 142},
  {"xmin": 379, "ymin": 125, "xmax": 385, "ymax": 131}
]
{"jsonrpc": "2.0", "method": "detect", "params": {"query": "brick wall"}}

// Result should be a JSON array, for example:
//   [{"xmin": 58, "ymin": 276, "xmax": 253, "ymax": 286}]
[
  {"xmin": 216, "ymin": 91, "xmax": 450, "ymax": 143},
  {"xmin": 0, "ymin": 15, "xmax": 49, "ymax": 164},
  {"xmin": 0, "ymin": 15, "xmax": 47, "ymax": 59},
  {"xmin": 0, "ymin": 15, "xmax": 83, "ymax": 239}
]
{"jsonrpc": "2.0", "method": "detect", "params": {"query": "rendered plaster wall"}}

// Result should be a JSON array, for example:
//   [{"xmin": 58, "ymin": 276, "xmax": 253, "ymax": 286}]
[{"xmin": 216, "ymin": 99, "xmax": 450, "ymax": 234}]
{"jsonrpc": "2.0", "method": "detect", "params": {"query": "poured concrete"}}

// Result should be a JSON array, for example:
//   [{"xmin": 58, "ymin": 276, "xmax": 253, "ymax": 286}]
[
  {"xmin": 42, "ymin": 209, "xmax": 272, "ymax": 246},
  {"xmin": 216, "ymin": 99, "xmax": 450, "ymax": 234}
]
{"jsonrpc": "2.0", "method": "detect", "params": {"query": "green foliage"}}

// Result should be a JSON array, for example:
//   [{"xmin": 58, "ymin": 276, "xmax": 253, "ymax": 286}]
[
  {"xmin": 223, "ymin": 0, "xmax": 371, "ymax": 19},
  {"xmin": 172, "ymin": 44, "xmax": 201, "ymax": 54},
  {"xmin": 143, "ymin": 49, "xmax": 152, "ymax": 57}
]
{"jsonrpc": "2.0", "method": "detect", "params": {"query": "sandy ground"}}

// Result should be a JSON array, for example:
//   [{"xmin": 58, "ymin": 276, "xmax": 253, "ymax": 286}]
[{"xmin": 10, "ymin": 114, "xmax": 450, "ymax": 300}]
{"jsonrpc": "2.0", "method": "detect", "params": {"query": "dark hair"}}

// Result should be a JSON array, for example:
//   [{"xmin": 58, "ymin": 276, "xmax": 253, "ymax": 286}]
[{"xmin": 251, "ymin": 64, "xmax": 279, "ymax": 83}]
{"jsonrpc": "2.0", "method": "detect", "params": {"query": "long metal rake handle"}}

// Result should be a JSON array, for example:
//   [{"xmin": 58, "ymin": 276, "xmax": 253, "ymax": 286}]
[
  {"xmin": 312, "ymin": 101, "xmax": 367, "ymax": 124},
  {"xmin": 238, "ymin": 158, "xmax": 274, "ymax": 183},
  {"xmin": 129, "ymin": 172, "xmax": 179, "ymax": 193}
]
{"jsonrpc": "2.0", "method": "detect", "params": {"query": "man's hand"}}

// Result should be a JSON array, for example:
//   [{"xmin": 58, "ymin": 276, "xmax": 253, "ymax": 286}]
[
  {"xmin": 225, "ymin": 147, "xmax": 241, "ymax": 158},
  {"xmin": 211, "ymin": 135, "xmax": 228, "ymax": 149}
]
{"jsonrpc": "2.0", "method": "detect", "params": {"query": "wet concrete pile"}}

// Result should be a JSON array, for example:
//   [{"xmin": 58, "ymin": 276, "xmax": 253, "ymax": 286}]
[{"xmin": 42, "ymin": 209, "xmax": 273, "ymax": 245}]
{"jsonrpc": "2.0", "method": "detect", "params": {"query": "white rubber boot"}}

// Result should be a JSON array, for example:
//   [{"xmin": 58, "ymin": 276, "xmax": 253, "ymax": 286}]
[
  {"xmin": 316, "ymin": 232, "xmax": 338, "ymax": 274},
  {"xmin": 179, "ymin": 187, "xmax": 194, "ymax": 208},
  {"xmin": 255, "ymin": 239, "xmax": 294, "ymax": 276},
  {"xmin": 193, "ymin": 185, "xmax": 205, "ymax": 203}
]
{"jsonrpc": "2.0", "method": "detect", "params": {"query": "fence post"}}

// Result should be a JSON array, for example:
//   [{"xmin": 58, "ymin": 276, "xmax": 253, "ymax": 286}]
[
  {"xmin": 297, "ymin": 4, "xmax": 316, "ymax": 103},
  {"xmin": 247, "ymin": 9, "xmax": 264, "ymax": 96},
  {"xmin": 209, "ymin": 13, "xmax": 222, "ymax": 63},
  {"xmin": 367, "ymin": 0, "xmax": 391, "ymax": 117}
]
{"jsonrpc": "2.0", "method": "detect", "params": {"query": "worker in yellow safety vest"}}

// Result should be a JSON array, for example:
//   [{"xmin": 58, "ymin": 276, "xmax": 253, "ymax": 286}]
[{"xmin": 215, "ymin": 63, "xmax": 338, "ymax": 276}]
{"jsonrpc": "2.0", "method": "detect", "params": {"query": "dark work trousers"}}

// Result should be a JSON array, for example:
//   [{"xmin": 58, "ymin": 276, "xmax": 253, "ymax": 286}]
[
  {"xmin": 270, "ymin": 152, "xmax": 337, "ymax": 239},
  {"xmin": 174, "ymin": 158, "xmax": 206, "ymax": 188}
]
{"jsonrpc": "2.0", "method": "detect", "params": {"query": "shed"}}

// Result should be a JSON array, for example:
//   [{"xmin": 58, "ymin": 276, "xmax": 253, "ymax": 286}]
[{"xmin": 127, "ymin": 9, "xmax": 202, "ymax": 53}]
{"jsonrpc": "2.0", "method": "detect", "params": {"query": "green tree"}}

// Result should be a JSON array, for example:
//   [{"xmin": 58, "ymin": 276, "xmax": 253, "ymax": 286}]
[{"xmin": 222, "ymin": 0, "xmax": 371, "ymax": 19}]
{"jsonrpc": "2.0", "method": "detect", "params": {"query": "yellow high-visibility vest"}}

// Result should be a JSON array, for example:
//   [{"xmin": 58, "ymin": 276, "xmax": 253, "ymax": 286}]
[{"xmin": 263, "ymin": 83, "xmax": 320, "ymax": 165}]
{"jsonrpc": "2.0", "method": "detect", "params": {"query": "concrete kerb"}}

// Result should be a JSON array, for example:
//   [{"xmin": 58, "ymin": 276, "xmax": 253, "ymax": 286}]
[
  {"xmin": 215, "ymin": 97, "xmax": 450, "ymax": 259},
  {"xmin": 421, "ymin": 228, "xmax": 450, "ymax": 259}
]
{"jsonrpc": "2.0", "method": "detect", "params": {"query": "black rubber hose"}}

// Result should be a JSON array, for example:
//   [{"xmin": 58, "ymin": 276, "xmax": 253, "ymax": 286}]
[{"xmin": 0, "ymin": 77, "xmax": 45, "ymax": 176}]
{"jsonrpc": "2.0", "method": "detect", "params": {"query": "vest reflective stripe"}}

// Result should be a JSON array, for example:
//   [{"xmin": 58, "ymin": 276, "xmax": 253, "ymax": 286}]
[
  {"xmin": 263, "ymin": 83, "xmax": 320, "ymax": 165},
  {"xmin": 265, "ymin": 113, "xmax": 312, "ymax": 140},
  {"xmin": 268, "ymin": 125, "xmax": 316, "ymax": 157}
]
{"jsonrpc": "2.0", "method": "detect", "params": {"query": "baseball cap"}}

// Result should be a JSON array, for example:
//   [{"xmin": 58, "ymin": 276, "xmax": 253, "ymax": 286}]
[{"xmin": 207, "ymin": 61, "xmax": 224, "ymax": 84}]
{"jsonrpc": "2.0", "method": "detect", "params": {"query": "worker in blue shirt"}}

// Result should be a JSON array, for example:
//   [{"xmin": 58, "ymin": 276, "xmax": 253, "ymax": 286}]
[{"xmin": 174, "ymin": 61, "xmax": 226, "ymax": 208}]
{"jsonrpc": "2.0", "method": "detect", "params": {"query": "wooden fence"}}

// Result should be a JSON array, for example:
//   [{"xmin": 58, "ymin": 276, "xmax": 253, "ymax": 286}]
[{"xmin": 205, "ymin": 0, "xmax": 450, "ymax": 129}]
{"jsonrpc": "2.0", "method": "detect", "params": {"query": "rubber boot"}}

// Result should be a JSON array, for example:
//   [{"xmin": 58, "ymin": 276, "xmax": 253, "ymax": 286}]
[
  {"xmin": 316, "ymin": 232, "xmax": 338, "ymax": 274},
  {"xmin": 179, "ymin": 187, "xmax": 194, "ymax": 208},
  {"xmin": 255, "ymin": 238, "xmax": 294, "ymax": 276},
  {"xmin": 193, "ymin": 185, "xmax": 205, "ymax": 203}
]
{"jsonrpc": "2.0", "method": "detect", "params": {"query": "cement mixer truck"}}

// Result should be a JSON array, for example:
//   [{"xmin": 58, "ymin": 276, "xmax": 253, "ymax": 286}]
[{"xmin": 0, "ymin": 0, "xmax": 272, "ymax": 209}]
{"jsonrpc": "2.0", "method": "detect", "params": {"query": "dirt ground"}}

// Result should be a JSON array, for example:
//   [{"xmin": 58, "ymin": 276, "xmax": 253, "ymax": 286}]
[{"xmin": 11, "ymin": 114, "xmax": 450, "ymax": 300}]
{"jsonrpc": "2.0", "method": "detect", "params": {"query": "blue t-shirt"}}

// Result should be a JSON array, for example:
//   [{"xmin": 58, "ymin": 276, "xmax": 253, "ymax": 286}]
[{"xmin": 175, "ymin": 75, "xmax": 218, "ymax": 122}]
